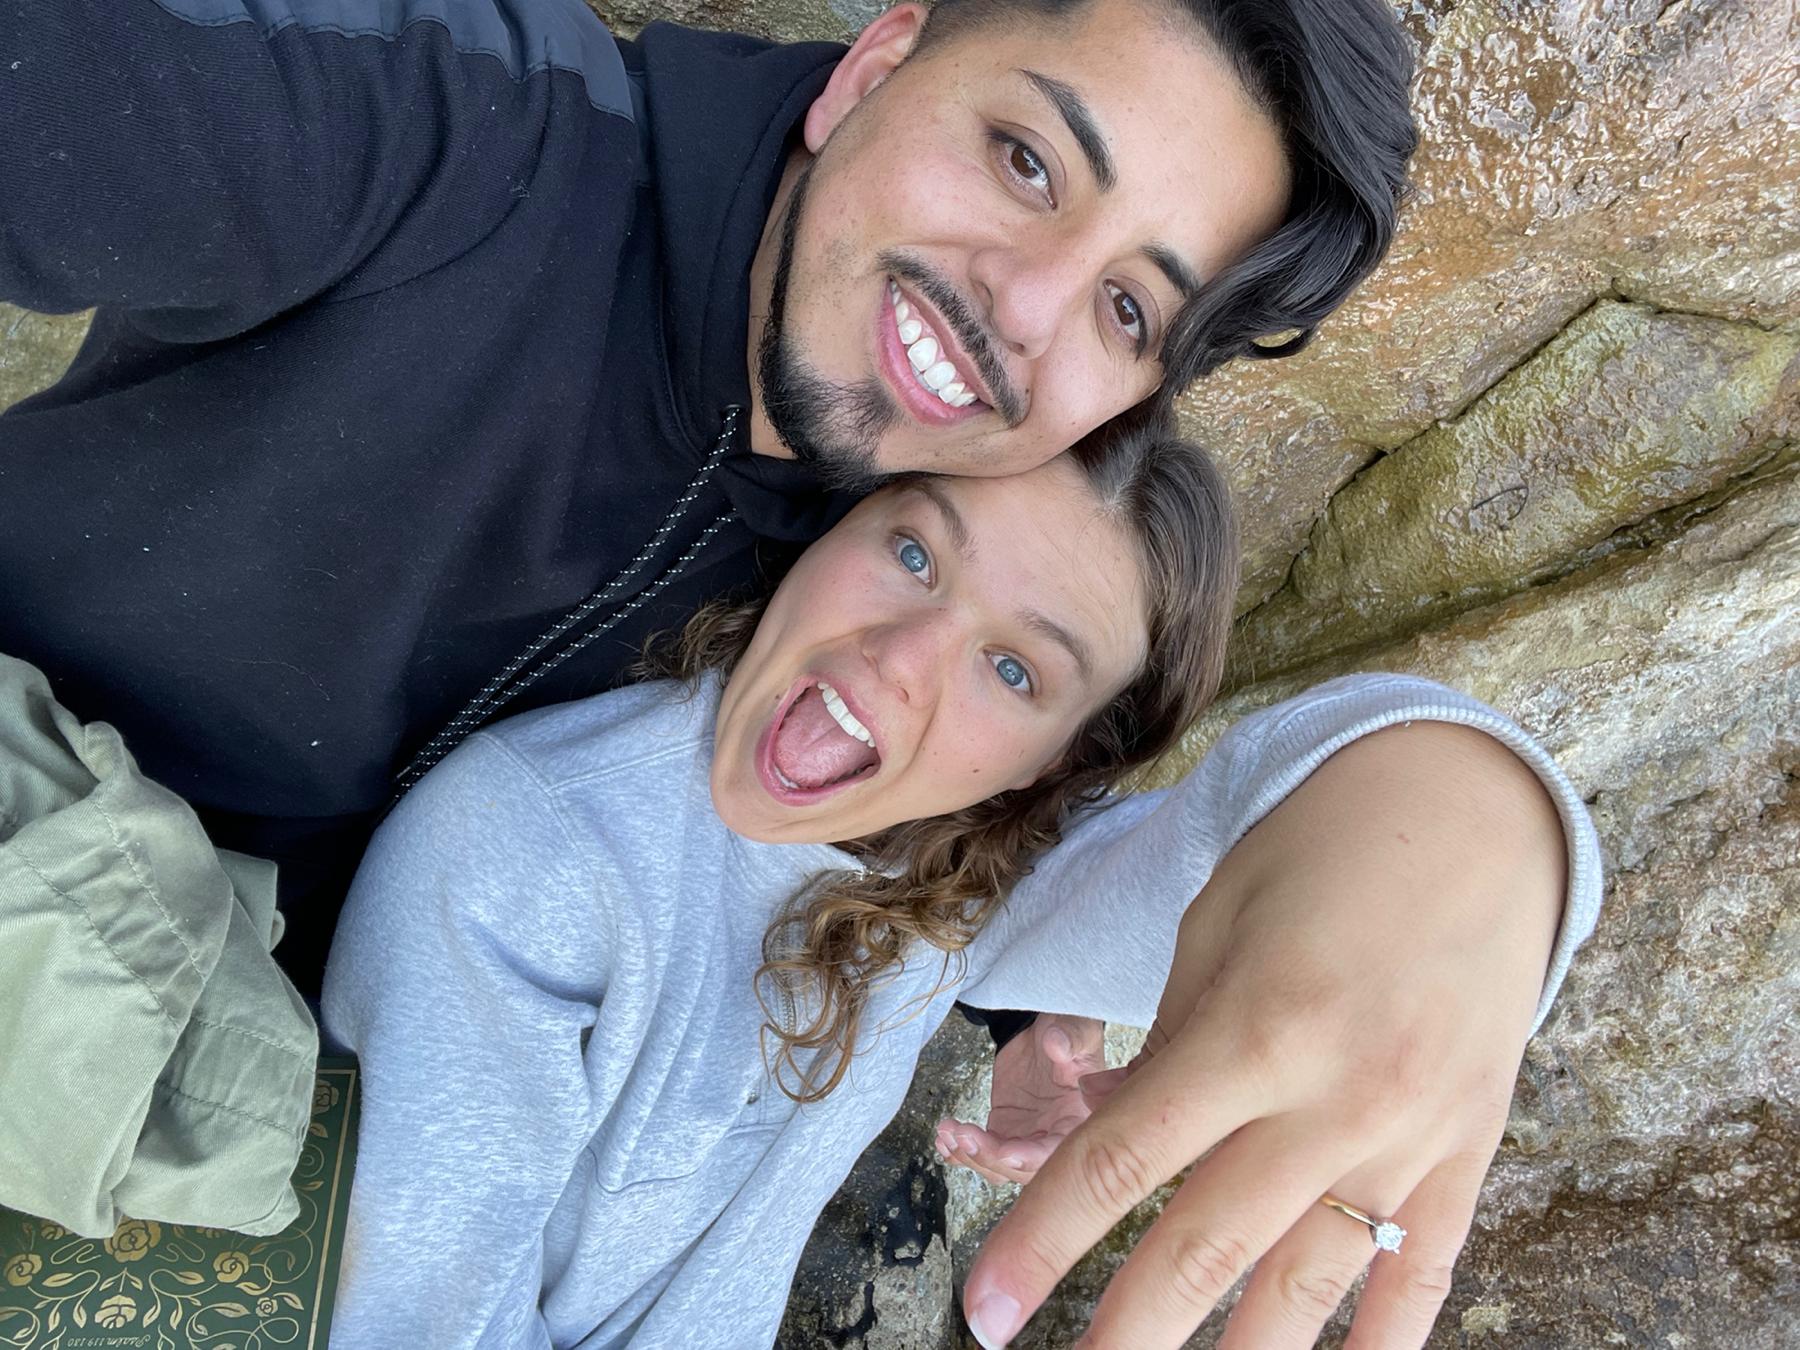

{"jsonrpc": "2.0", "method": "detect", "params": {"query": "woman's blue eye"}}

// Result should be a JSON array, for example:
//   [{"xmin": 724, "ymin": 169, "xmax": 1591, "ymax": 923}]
[
  {"xmin": 993, "ymin": 656, "xmax": 1031, "ymax": 691},
  {"xmin": 898, "ymin": 539, "xmax": 929, "ymax": 575}
]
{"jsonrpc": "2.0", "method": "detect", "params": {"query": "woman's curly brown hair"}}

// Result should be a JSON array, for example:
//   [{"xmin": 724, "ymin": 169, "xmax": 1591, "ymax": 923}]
[{"xmin": 643, "ymin": 420, "xmax": 1239, "ymax": 1101}]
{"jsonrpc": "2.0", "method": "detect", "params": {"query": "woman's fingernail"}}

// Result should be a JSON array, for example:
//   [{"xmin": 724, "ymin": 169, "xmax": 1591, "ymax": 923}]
[
  {"xmin": 1002, "ymin": 1154, "xmax": 1025, "ymax": 1170},
  {"xmin": 1044, "ymin": 1026, "xmax": 1072, "ymax": 1057},
  {"xmin": 966, "ymin": 1292, "xmax": 1022, "ymax": 1349}
]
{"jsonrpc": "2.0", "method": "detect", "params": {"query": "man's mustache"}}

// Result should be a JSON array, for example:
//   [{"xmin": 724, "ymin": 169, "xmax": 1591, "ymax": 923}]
[{"xmin": 877, "ymin": 250, "xmax": 1024, "ymax": 426}]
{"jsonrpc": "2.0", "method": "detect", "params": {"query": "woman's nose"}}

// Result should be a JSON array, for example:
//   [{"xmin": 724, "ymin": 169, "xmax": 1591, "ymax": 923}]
[{"xmin": 863, "ymin": 612, "xmax": 952, "ymax": 705}]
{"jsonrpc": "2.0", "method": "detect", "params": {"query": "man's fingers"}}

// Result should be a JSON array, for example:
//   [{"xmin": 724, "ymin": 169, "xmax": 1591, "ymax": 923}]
[
  {"xmin": 962, "ymin": 1036, "xmax": 1266, "ymax": 1350},
  {"xmin": 1344, "ymin": 1151, "xmax": 1489, "ymax": 1350},
  {"xmin": 936, "ymin": 1122, "xmax": 1060, "ymax": 1185},
  {"xmin": 1073, "ymin": 1113, "xmax": 1361, "ymax": 1350}
]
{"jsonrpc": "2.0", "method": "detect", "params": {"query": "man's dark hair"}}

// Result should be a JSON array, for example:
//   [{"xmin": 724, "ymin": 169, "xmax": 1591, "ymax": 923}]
[{"xmin": 915, "ymin": 0, "xmax": 1417, "ymax": 404}]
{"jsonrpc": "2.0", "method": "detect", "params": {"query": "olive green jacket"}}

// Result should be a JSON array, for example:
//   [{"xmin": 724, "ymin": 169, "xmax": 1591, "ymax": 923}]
[{"xmin": 0, "ymin": 655, "xmax": 317, "ymax": 1237}]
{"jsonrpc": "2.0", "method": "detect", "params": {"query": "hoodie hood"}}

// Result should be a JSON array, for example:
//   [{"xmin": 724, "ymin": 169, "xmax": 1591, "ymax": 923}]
[{"xmin": 629, "ymin": 22, "xmax": 854, "ymax": 543}]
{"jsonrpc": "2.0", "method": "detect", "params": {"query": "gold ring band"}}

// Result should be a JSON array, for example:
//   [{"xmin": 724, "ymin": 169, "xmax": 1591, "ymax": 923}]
[{"xmin": 1320, "ymin": 1193, "xmax": 1407, "ymax": 1253}]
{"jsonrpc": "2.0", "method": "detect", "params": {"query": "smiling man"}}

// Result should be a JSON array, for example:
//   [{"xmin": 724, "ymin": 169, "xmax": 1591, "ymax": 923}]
[
  {"xmin": 747, "ymin": 3, "xmax": 1295, "ymax": 481},
  {"xmin": 0, "ymin": 1, "xmax": 1601, "ymax": 1347}
]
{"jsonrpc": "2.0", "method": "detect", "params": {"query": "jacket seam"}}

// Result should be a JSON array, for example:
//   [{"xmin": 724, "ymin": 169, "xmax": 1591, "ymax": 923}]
[
  {"xmin": 187, "ymin": 1013, "xmax": 316, "ymax": 1064},
  {"xmin": 471, "ymin": 731, "xmax": 617, "ymax": 958},
  {"xmin": 11, "ymin": 846, "xmax": 187, "ymax": 1030},
  {"xmin": 89, "ymin": 795, "xmax": 208, "ymax": 982},
  {"xmin": 155, "ymin": 1080, "xmax": 305, "ymax": 1141},
  {"xmin": 147, "ymin": 4, "xmax": 632, "ymax": 115},
  {"xmin": 145, "ymin": 2, "xmax": 638, "ymax": 312},
  {"xmin": 592, "ymin": 1121, "xmax": 782, "ymax": 1196}
]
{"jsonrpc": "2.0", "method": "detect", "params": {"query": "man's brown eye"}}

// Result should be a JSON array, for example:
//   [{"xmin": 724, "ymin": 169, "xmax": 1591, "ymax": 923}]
[
  {"xmin": 1109, "ymin": 284, "xmax": 1145, "ymax": 342},
  {"xmin": 1008, "ymin": 141, "xmax": 1049, "ymax": 191}
]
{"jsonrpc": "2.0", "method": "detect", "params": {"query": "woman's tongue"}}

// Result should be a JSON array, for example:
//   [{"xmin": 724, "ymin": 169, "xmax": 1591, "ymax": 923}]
[{"xmin": 771, "ymin": 686, "xmax": 879, "ymax": 791}]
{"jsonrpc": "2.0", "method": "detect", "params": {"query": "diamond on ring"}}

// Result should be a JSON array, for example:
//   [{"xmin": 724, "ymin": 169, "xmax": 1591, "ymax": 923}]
[{"xmin": 1319, "ymin": 1194, "xmax": 1407, "ymax": 1255}]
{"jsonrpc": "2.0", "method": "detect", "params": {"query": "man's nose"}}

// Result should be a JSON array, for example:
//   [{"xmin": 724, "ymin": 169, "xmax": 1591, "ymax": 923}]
[{"xmin": 968, "ymin": 235, "xmax": 1093, "ymax": 363}]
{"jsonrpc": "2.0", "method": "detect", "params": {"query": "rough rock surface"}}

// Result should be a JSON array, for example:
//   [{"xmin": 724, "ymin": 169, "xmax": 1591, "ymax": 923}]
[
  {"xmin": 780, "ymin": 1016, "xmax": 989, "ymax": 1348},
  {"xmin": 0, "ymin": 306, "xmax": 88, "ymax": 416},
  {"xmin": 4, "ymin": 0, "xmax": 1797, "ymax": 1346},
  {"xmin": 1234, "ymin": 301, "xmax": 1799, "ymax": 680},
  {"xmin": 1178, "ymin": 0, "xmax": 1800, "ymax": 609}
]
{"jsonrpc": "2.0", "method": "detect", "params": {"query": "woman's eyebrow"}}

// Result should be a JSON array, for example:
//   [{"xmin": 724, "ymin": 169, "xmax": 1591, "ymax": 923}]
[
  {"xmin": 1017, "ymin": 607, "xmax": 1095, "ymax": 683},
  {"xmin": 907, "ymin": 480, "xmax": 975, "ymax": 560}
]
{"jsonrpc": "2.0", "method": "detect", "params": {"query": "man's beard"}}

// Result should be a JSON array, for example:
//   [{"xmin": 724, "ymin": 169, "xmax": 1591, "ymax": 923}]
[{"xmin": 755, "ymin": 162, "xmax": 897, "ymax": 495}]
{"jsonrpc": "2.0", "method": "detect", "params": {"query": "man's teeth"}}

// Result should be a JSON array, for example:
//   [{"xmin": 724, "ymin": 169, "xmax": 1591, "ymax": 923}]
[
  {"xmin": 817, "ymin": 682, "xmax": 875, "ymax": 747},
  {"xmin": 888, "ymin": 283, "xmax": 977, "ymax": 408}
]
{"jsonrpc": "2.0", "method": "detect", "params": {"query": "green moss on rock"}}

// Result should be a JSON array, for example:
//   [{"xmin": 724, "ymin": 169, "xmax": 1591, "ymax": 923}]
[{"xmin": 1233, "ymin": 301, "xmax": 1800, "ymax": 681}]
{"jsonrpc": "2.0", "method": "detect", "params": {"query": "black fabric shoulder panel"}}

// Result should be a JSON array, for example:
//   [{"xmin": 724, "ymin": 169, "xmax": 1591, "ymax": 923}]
[{"xmin": 150, "ymin": 0, "xmax": 632, "ymax": 115}]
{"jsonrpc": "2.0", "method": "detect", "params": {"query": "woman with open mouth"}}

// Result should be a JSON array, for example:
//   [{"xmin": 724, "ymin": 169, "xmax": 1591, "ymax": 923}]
[
  {"xmin": 320, "ymin": 417, "xmax": 1577, "ymax": 1349},
  {"xmin": 322, "ymin": 417, "xmax": 1238, "ymax": 1347}
]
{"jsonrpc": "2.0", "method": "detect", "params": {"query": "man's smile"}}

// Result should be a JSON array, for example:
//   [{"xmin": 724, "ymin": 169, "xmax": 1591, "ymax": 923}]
[
  {"xmin": 880, "ymin": 250, "xmax": 1025, "ymax": 424},
  {"xmin": 889, "ymin": 280, "xmax": 982, "ymax": 409},
  {"xmin": 876, "ymin": 279, "xmax": 990, "ymax": 428}
]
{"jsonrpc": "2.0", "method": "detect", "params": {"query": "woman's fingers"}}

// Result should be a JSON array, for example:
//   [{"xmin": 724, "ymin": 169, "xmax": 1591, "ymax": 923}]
[
  {"xmin": 1213, "ymin": 1199, "xmax": 1378, "ymax": 1348},
  {"xmin": 1071, "ymin": 1112, "xmax": 1362, "ymax": 1350},
  {"xmin": 1344, "ymin": 1149, "xmax": 1491, "ymax": 1349},
  {"xmin": 1216, "ymin": 1147, "xmax": 1437, "ymax": 1350},
  {"xmin": 962, "ymin": 1016, "xmax": 1268, "ymax": 1349}
]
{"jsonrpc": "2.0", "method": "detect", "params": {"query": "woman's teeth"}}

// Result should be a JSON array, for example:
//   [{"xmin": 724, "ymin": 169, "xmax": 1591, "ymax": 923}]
[
  {"xmin": 889, "ymin": 283, "xmax": 977, "ymax": 408},
  {"xmin": 817, "ymin": 682, "xmax": 875, "ymax": 747}
]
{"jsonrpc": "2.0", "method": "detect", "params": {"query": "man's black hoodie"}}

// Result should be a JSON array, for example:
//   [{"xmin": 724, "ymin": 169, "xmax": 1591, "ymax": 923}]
[{"xmin": 0, "ymin": 0, "xmax": 856, "ymax": 985}]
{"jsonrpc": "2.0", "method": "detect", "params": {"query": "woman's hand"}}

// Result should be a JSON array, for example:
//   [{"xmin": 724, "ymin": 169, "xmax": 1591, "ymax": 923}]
[
  {"xmin": 960, "ymin": 721, "xmax": 1569, "ymax": 1349},
  {"xmin": 936, "ymin": 1013, "xmax": 1108, "ymax": 1186}
]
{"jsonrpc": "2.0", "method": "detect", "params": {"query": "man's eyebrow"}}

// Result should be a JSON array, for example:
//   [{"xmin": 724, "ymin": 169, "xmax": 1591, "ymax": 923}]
[
  {"xmin": 1144, "ymin": 240, "xmax": 1204, "ymax": 303},
  {"xmin": 1019, "ymin": 69, "xmax": 1115, "ymax": 192},
  {"xmin": 1018, "ymin": 608, "xmax": 1096, "ymax": 683},
  {"xmin": 907, "ymin": 479, "xmax": 973, "ymax": 561}
]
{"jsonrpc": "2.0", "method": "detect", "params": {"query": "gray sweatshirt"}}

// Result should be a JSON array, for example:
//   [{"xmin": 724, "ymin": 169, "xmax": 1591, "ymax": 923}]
[{"xmin": 321, "ymin": 673, "xmax": 1602, "ymax": 1350}]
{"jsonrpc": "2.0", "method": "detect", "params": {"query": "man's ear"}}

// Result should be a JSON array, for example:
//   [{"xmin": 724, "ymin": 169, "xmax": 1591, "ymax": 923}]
[{"xmin": 802, "ymin": 3, "xmax": 931, "ymax": 153}]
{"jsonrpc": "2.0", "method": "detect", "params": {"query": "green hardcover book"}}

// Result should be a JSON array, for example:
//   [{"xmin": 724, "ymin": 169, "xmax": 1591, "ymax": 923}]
[{"xmin": 0, "ymin": 1058, "xmax": 359, "ymax": 1350}]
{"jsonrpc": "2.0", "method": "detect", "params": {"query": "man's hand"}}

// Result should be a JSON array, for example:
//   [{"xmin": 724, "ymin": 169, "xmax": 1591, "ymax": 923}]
[
  {"xmin": 936, "ymin": 1014, "xmax": 1108, "ymax": 1186},
  {"xmin": 961, "ymin": 722, "xmax": 1568, "ymax": 1349}
]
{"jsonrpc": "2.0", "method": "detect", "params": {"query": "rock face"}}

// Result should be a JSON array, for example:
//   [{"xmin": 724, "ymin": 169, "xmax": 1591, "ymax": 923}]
[
  {"xmin": 0, "ymin": 306, "xmax": 89, "ymax": 416},
  {"xmin": 1234, "ymin": 301, "xmax": 1799, "ymax": 680},
  {"xmin": 4, "ymin": 0, "xmax": 1796, "ymax": 1346},
  {"xmin": 779, "ymin": 1016, "xmax": 988, "ymax": 1349}
]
